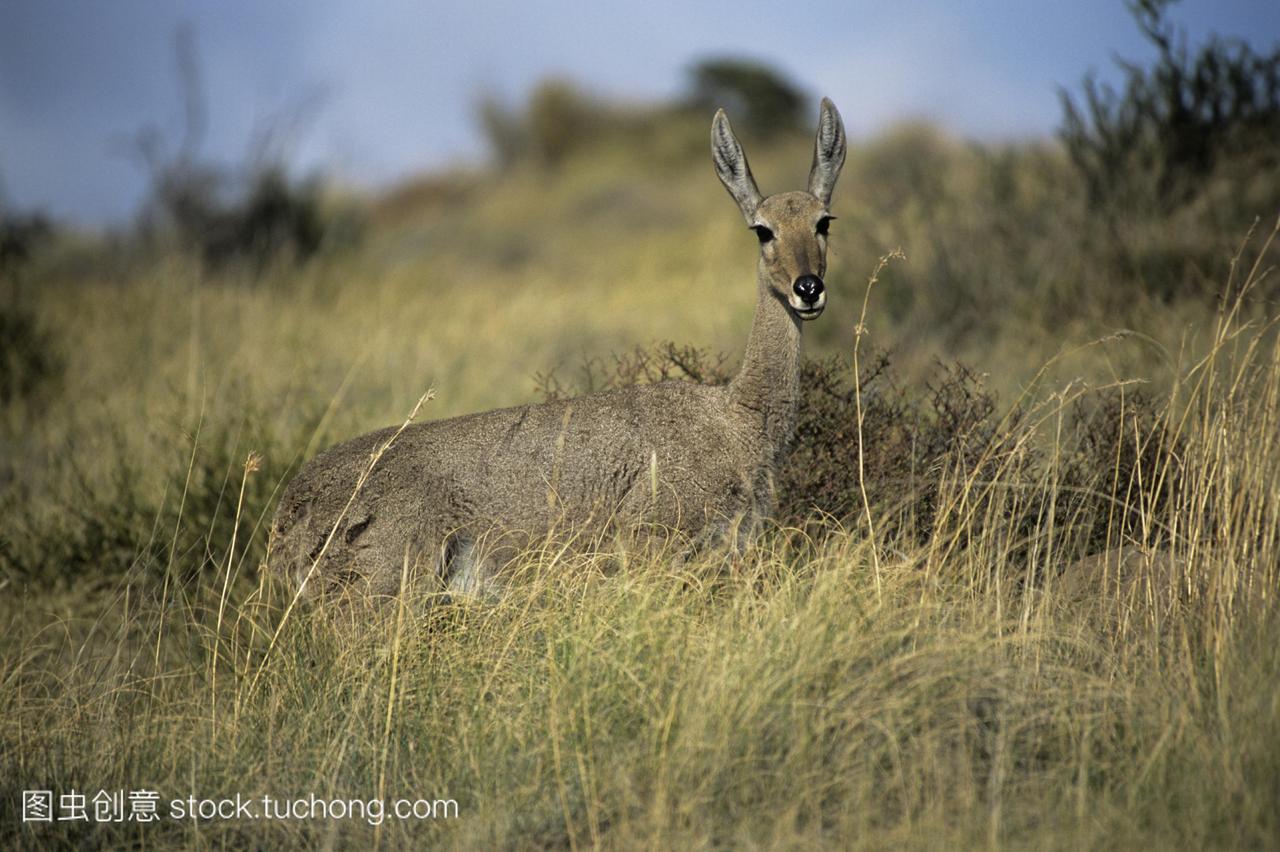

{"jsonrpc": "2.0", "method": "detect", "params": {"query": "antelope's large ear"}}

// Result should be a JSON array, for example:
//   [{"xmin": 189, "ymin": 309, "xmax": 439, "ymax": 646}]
[
  {"xmin": 711, "ymin": 109, "xmax": 763, "ymax": 223},
  {"xmin": 807, "ymin": 97, "xmax": 846, "ymax": 206}
]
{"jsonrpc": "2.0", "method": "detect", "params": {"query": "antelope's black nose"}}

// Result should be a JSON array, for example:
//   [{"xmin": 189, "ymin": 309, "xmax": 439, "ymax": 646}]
[{"xmin": 793, "ymin": 275, "xmax": 825, "ymax": 305}]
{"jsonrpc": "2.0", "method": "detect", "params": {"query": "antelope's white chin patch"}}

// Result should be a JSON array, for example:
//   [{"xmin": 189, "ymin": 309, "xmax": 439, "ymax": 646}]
[{"xmin": 790, "ymin": 293, "xmax": 826, "ymax": 320}]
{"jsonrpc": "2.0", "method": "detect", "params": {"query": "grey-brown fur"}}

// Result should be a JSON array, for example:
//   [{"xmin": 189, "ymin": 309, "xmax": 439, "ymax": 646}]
[{"xmin": 270, "ymin": 99, "xmax": 847, "ymax": 599}]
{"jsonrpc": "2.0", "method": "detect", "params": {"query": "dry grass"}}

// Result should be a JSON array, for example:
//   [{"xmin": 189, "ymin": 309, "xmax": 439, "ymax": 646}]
[{"xmin": 1, "ymin": 126, "xmax": 1279, "ymax": 848}]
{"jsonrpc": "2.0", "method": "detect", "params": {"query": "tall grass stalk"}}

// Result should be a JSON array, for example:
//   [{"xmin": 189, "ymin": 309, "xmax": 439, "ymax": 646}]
[{"xmin": 853, "ymin": 248, "xmax": 904, "ymax": 604}]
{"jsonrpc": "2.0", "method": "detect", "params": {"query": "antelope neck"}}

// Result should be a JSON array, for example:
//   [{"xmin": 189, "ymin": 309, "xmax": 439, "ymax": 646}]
[{"xmin": 728, "ymin": 279, "xmax": 802, "ymax": 459}]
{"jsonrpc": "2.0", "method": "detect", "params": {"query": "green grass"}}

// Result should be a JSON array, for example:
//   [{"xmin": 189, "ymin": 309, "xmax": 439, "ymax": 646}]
[{"xmin": 2, "ymin": 123, "xmax": 1279, "ymax": 848}]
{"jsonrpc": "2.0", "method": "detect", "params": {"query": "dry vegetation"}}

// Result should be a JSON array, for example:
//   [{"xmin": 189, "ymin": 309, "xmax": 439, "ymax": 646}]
[{"xmin": 3, "ymin": 31, "xmax": 1280, "ymax": 847}]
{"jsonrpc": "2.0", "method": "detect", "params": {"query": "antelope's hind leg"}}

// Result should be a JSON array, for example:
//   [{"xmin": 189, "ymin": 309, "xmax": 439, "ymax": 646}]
[{"xmin": 441, "ymin": 533, "xmax": 503, "ymax": 601}]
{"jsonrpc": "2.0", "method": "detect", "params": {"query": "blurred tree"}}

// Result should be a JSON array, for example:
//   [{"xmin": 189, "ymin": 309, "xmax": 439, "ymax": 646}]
[
  {"xmin": 0, "ymin": 211, "xmax": 52, "ymax": 282},
  {"xmin": 126, "ymin": 26, "xmax": 347, "ymax": 273},
  {"xmin": 476, "ymin": 91, "xmax": 528, "ymax": 169},
  {"xmin": 1059, "ymin": 0, "xmax": 1280, "ymax": 209},
  {"xmin": 476, "ymin": 80, "xmax": 600, "ymax": 170},
  {"xmin": 527, "ymin": 80, "xmax": 598, "ymax": 167},
  {"xmin": 687, "ymin": 58, "xmax": 806, "ymax": 138},
  {"xmin": 0, "ymin": 187, "xmax": 59, "ymax": 405}
]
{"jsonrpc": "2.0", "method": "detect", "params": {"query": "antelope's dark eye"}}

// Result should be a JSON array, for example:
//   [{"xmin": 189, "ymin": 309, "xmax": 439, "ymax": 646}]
[
  {"xmin": 751, "ymin": 225, "xmax": 774, "ymax": 244},
  {"xmin": 816, "ymin": 215, "xmax": 835, "ymax": 236}
]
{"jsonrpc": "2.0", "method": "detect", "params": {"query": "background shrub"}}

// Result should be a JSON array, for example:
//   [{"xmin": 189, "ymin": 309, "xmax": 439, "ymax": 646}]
[
  {"xmin": 686, "ymin": 58, "xmax": 806, "ymax": 138},
  {"xmin": 535, "ymin": 343, "xmax": 1027, "ymax": 540},
  {"xmin": 126, "ymin": 28, "xmax": 357, "ymax": 275},
  {"xmin": 1059, "ymin": 0, "xmax": 1280, "ymax": 212},
  {"xmin": 533, "ymin": 339, "xmax": 1201, "ymax": 578},
  {"xmin": 0, "ymin": 299, "xmax": 60, "ymax": 407},
  {"xmin": 0, "ymin": 210, "xmax": 60, "ymax": 407}
]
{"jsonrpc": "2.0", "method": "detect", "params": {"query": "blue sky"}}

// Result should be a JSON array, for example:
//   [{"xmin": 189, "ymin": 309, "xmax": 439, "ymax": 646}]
[{"xmin": 2, "ymin": 0, "xmax": 1277, "ymax": 225}]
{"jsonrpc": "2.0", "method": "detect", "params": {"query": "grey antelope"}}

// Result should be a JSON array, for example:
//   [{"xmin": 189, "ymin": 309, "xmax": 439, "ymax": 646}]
[{"xmin": 270, "ymin": 98, "xmax": 848, "ymax": 599}]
